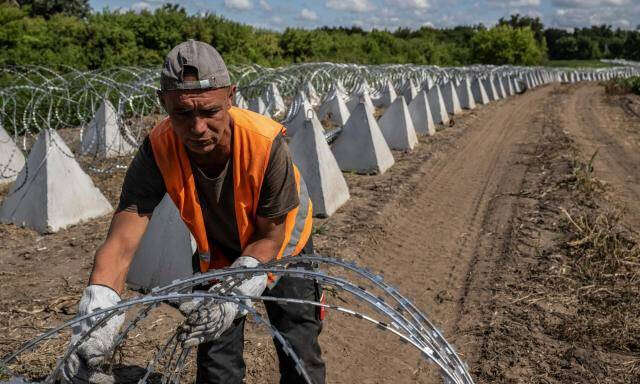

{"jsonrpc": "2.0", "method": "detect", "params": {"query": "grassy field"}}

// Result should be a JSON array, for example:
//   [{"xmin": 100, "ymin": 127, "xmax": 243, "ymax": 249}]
[{"xmin": 544, "ymin": 59, "xmax": 615, "ymax": 68}]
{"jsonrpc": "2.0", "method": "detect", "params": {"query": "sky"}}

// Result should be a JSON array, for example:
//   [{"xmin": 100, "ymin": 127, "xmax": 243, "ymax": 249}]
[{"xmin": 88, "ymin": 0, "xmax": 640, "ymax": 31}]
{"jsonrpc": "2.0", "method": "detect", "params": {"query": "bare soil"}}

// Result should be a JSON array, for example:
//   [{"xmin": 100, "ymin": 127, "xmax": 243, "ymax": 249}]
[{"xmin": 1, "ymin": 83, "xmax": 639, "ymax": 383}]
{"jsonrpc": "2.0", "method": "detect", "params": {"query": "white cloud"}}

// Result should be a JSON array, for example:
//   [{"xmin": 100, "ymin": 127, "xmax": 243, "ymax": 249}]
[
  {"xmin": 551, "ymin": 0, "xmax": 630, "ymax": 7},
  {"xmin": 299, "ymin": 8, "xmax": 318, "ymax": 20},
  {"xmin": 131, "ymin": 2, "xmax": 152, "ymax": 12},
  {"xmin": 259, "ymin": 0, "xmax": 272, "ymax": 11},
  {"xmin": 326, "ymin": 0, "xmax": 376, "ymax": 12},
  {"xmin": 510, "ymin": 0, "xmax": 540, "ymax": 5},
  {"xmin": 486, "ymin": 0, "xmax": 540, "ymax": 7},
  {"xmin": 385, "ymin": 0, "xmax": 430, "ymax": 9},
  {"xmin": 549, "ymin": 4, "xmax": 637, "ymax": 29},
  {"xmin": 225, "ymin": 0, "xmax": 252, "ymax": 11}
]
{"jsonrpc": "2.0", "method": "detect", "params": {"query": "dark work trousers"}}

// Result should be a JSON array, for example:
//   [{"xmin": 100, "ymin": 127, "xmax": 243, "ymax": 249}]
[{"xmin": 195, "ymin": 239, "xmax": 326, "ymax": 384}]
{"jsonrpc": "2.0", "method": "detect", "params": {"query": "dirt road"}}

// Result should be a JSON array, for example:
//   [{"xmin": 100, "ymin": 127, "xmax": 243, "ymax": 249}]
[
  {"xmin": 306, "ymin": 84, "xmax": 555, "ymax": 383},
  {"xmin": 2, "ymin": 82, "xmax": 639, "ymax": 383},
  {"xmin": 562, "ymin": 84, "xmax": 640, "ymax": 226}
]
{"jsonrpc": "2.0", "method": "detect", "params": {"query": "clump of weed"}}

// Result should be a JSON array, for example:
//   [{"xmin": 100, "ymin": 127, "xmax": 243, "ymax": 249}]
[
  {"xmin": 604, "ymin": 76, "xmax": 640, "ymax": 96},
  {"xmin": 557, "ymin": 206, "xmax": 640, "ymax": 353},
  {"xmin": 567, "ymin": 150, "xmax": 607, "ymax": 198},
  {"xmin": 552, "ymin": 152, "xmax": 640, "ymax": 361}
]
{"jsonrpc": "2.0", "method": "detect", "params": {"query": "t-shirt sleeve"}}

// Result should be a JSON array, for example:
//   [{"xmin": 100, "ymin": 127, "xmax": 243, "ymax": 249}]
[
  {"xmin": 117, "ymin": 136, "xmax": 167, "ymax": 215},
  {"xmin": 257, "ymin": 134, "xmax": 300, "ymax": 218}
]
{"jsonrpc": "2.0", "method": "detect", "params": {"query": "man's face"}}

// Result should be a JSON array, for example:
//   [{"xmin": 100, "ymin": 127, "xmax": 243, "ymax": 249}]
[{"xmin": 160, "ymin": 83, "xmax": 235, "ymax": 155}]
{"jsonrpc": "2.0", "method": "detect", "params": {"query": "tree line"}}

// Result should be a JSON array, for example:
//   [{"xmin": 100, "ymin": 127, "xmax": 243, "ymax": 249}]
[{"xmin": 0, "ymin": 1, "xmax": 638, "ymax": 71}]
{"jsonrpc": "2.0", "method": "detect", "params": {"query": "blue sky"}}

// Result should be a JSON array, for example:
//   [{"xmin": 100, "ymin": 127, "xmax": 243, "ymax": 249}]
[{"xmin": 89, "ymin": 0, "xmax": 640, "ymax": 31}]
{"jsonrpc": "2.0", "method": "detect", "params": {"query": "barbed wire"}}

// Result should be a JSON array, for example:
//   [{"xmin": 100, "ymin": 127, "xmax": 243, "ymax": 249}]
[
  {"xmin": 2, "ymin": 62, "xmax": 637, "ymax": 145},
  {"xmin": 0, "ymin": 63, "xmax": 638, "ymax": 208},
  {"xmin": 1, "ymin": 255, "xmax": 473, "ymax": 384}
]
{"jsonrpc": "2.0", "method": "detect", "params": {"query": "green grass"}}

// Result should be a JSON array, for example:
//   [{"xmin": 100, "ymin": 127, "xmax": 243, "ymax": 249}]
[
  {"xmin": 544, "ymin": 60, "xmax": 615, "ymax": 68},
  {"xmin": 604, "ymin": 76, "xmax": 640, "ymax": 96}
]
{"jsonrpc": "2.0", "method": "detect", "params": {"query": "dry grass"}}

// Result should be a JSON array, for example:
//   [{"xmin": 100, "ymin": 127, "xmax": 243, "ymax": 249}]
[
  {"xmin": 475, "ymin": 110, "xmax": 640, "ymax": 383},
  {"xmin": 549, "ymin": 151, "xmax": 640, "ymax": 379},
  {"xmin": 558, "ymin": 207, "xmax": 640, "ymax": 353},
  {"xmin": 567, "ymin": 149, "xmax": 607, "ymax": 197}
]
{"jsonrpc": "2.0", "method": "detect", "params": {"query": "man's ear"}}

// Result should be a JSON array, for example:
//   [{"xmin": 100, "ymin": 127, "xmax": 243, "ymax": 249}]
[{"xmin": 227, "ymin": 85, "xmax": 237, "ymax": 109}]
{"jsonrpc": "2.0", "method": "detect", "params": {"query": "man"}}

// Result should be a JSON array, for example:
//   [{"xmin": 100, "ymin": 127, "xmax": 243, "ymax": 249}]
[{"xmin": 62, "ymin": 40, "xmax": 325, "ymax": 384}]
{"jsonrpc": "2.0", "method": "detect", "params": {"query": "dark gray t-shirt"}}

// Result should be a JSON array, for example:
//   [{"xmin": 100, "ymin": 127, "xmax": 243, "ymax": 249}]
[{"xmin": 117, "ymin": 133, "xmax": 299, "ymax": 259}]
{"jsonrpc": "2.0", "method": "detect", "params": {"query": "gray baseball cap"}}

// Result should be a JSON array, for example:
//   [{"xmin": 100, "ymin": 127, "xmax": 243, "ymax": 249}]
[{"xmin": 160, "ymin": 39, "xmax": 231, "ymax": 91}]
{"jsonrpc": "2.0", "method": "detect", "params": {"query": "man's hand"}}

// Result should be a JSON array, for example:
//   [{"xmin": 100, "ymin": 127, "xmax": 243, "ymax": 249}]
[
  {"xmin": 60, "ymin": 285, "xmax": 124, "ymax": 384},
  {"xmin": 177, "ymin": 256, "xmax": 267, "ymax": 348}
]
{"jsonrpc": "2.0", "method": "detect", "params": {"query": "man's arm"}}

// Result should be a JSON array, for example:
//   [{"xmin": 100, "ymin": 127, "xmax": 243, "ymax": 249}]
[
  {"xmin": 90, "ymin": 136, "xmax": 166, "ymax": 293},
  {"xmin": 89, "ymin": 210, "xmax": 151, "ymax": 294},
  {"xmin": 241, "ymin": 214, "xmax": 286, "ymax": 264}
]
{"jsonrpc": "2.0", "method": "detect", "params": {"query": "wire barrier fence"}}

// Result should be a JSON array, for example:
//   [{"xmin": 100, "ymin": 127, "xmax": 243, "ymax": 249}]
[
  {"xmin": 0, "ymin": 62, "xmax": 638, "ymax": 228},
  {"xmin": 1, "ymin": 255, "xmax": 474, "ymax": 384}
]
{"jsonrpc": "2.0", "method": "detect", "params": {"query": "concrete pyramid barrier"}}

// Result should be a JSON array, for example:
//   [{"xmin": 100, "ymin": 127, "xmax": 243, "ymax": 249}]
[
  {"xmin": 523, "ymin": 75, "xmax": 533, "ymax": 90},
  {"xmin": 266, "ymin": 83, "xmax": 286, "ymax": 117},
  {"xmin": 304, "ymin": 81, "xmax": 321, "ymax": 107},
  {"xmin": 426, "ymin": 85, "xmax": 450, "ymax": 125},
  {"xmin": 456, "ymin": 78, "xmax": 476, "ymax": 110},
  {"xmin": 318, "ymin": 88, "xmax": 351, "ymax": 127},
  {"xmin": 529, "ymin": 73, "xmax": 538, "ymax": 88},
  {"xmin": 0, "ymin": 129, "xmax": 112, "ymax": 233},
  {"xmin": 234, "ymin": 91, "xmax": 249, "ymax": 109},
  {"xmin": 284, "ymin": 91, "xmax": 314, "ymax": 138},
  {"xmin": 80, "ymin": 100, "xmax": 136, "ymax": 158},
  {"xmin": 419, "ymin": 78, "xmax": 434, "ymax": 94},
  {"xmin": 471, "ymin": 78, "xmax": 490, "ymax": 105},
  {"xmin": 491, "ymin": 77, "xmax": 504, "ymax": 99},
  {"xmin": 346, "ymin": 88, "xmax": 376, "ymax": 113},
  {"xmin": 0, "ymin": 124, "xmax": 26, "ymax": 185},
  {"xmin": 373, "ymin": 80, "xmax": 397, "ymax": 108},
  {"xmin": 482, "ymin": 77, "xmax": 499, "ymax": 101},
  {"xmin": 331, "ymin": 100, "xmax": 394, "ymax": 174},
  {"xmin": 408, "ymin": 90, "xmax": 436, "ymax": 136},
  {"xmin": 290, "ymin": 114, "xmax": 350, "ymax": 218},
  {"xmin": 127, "ymin": 193, "xmax": 197, "ymax": 292},
  {"xmin": 505, "ymin": 77, "xmax": 515, "ymax": 96},
  {"xmin": 496, "ymin": 77, "xmax": 507, "ymax": 99},
  {"xmin": 512, "ymin": 77, "xmax": 522, "ymax": 93},
  {"xmin": 441, "ymin": 81, "xmax": 462, "ymax": 115},
  {"xmin": 402, "ymin": 79, "xmax": 418, "ymax": 103},
  {"xmin": 378, "ymin": 96, "xmax": 418, "ymax": 151}
]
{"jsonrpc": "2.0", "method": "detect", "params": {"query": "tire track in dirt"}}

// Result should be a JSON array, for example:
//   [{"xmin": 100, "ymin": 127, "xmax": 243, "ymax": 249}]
[
  {"xmin": 562, "ymin": 84, "xmax": 640, "ymax": 226},
  {"xmin": 319, "ymin": 85, "xmax": 556, "ymax": 383}
]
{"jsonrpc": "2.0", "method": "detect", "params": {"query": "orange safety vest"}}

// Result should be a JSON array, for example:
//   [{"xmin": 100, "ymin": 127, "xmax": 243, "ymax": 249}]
[{"xmin": 149, "ymin": 106, "xmax": 313, "ymax": 277}]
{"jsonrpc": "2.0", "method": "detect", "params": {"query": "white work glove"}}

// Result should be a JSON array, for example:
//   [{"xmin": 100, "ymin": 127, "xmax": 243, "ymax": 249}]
[
  {"xmin": 60, "ymin": 285, "xmax": 124, "ymax": 384},
  {"xmin": 178, "ymin": 256, "xmax": 267, "ymax": 348}
]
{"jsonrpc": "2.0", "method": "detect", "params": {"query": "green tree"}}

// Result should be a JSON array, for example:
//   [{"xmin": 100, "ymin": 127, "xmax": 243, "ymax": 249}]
[
  {"xmin": 554, "ymin": 36, "xmax": 578, "ymax": 59},
  {"xmin": 498, "ymin": 14, "xmax": 545, "ymax": 45},
  {"xmin": 623, "ymin": 32, "xmax": 640, "ymax": 61},
  {"xmin": 575, "ymin": 35, "xmax": 600, "ymax": 59},
  {"xmin": 18, "ymin": 0, "xmax": 91, "ymax": 19},
  {"xmin": 470, "ymin": 25, "xmax": 545, "ymax": 65}
]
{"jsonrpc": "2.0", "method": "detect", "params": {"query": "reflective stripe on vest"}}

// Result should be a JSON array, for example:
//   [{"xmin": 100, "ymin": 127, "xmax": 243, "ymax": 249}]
[{"xmin": 149, "ymin": 107, "xmax": 313, "ymax": 277}]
